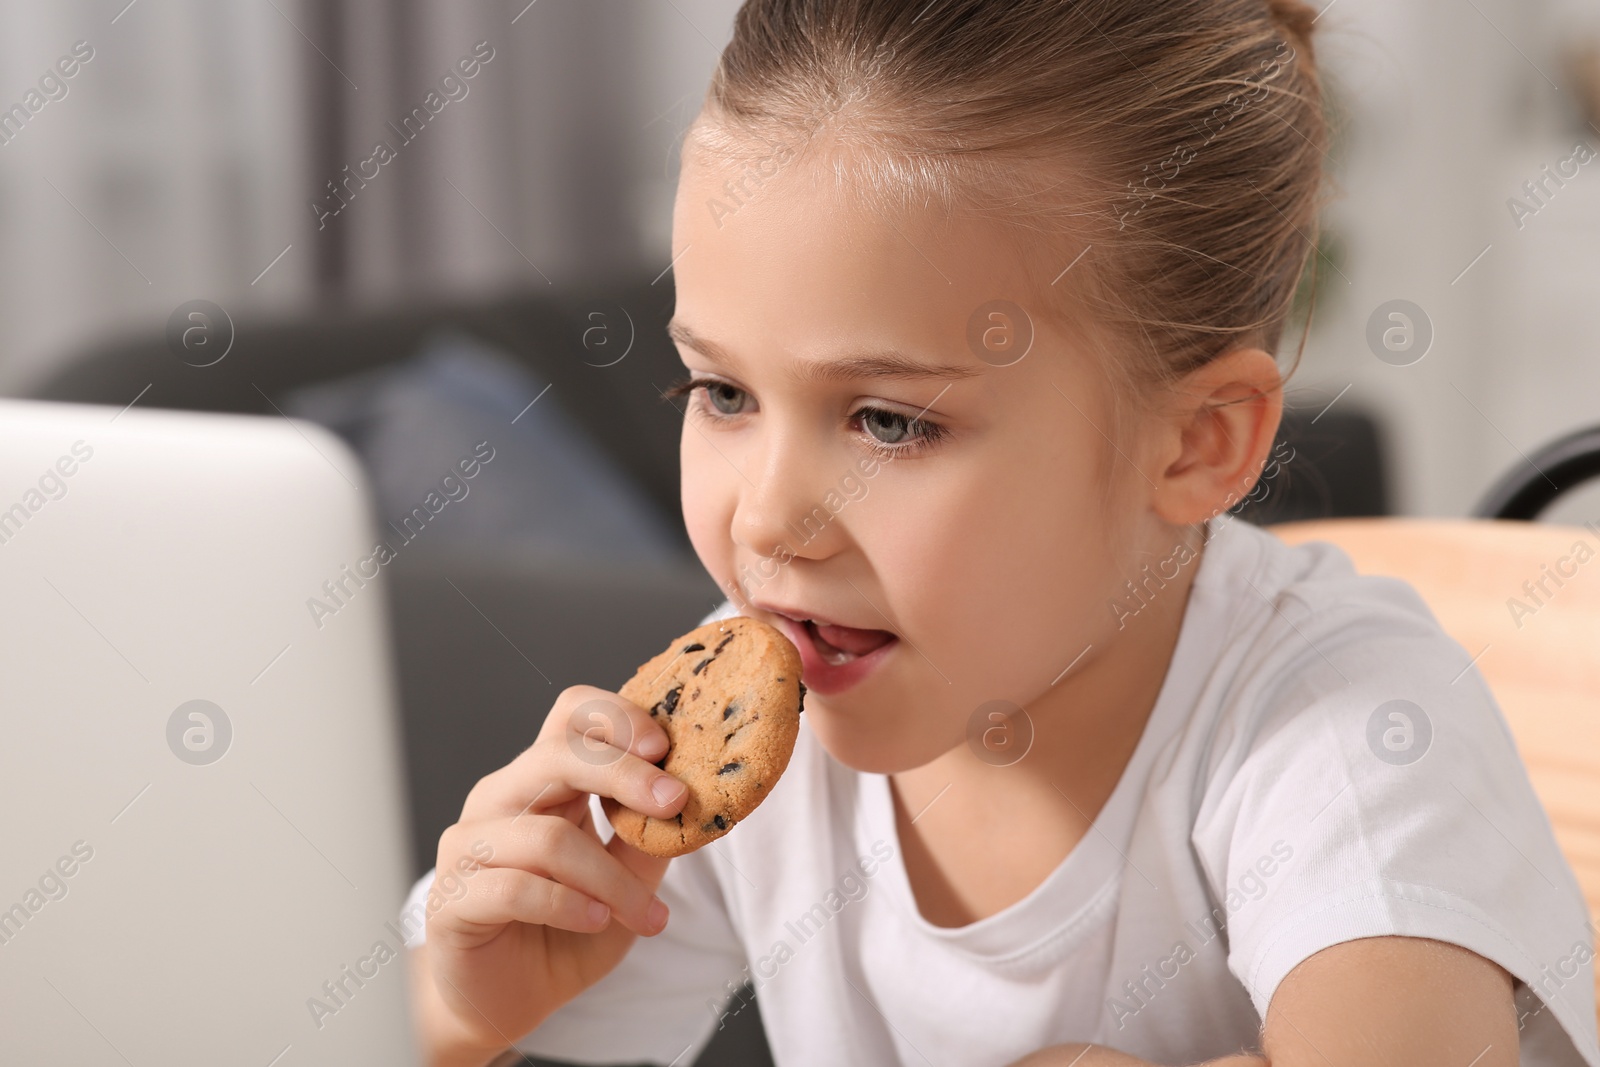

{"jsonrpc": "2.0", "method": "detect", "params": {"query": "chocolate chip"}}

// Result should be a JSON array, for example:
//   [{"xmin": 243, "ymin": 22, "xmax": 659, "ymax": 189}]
[
  {"xmin": 654, "ymin": 685, "xmax": 683, "ymax": 716},
  {"xmin": 701, "ymin": 814, "xmax": 728, "ymax": 832},
  {"xmin": 713, "ymin": 632, "xmax": 736, "ymax": 652},
  {"xmin": 717, "ymin": 761, "xmax": 742, "ymax": 775},
  {"xmin": 722, "ymin": 700, "xmax": 739, "ymax": 721},
  {"xmin": 691, "ymin": 656, "xmax": 714, "ymax": 675},
  {"xmin": 681, "ymin": 642, "xmax": 705, "ymax": 653},
  {"xmin": 723, "ymin": 712, "xmax": 758, "ymax": 743}
]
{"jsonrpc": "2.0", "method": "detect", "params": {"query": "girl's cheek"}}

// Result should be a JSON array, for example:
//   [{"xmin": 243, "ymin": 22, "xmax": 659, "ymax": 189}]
[{"xmin": 681, "ymin": 453, "xmax": 734, "ymax": 576}]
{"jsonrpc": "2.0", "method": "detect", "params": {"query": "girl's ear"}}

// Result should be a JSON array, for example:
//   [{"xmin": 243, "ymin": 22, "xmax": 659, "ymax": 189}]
[{"xmin": 1150, "ymin": 347, "xmax": 1284, "ymax": 526}]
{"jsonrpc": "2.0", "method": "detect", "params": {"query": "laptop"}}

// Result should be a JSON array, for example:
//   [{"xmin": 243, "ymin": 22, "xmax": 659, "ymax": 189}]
[{"xmin": 0, "ymin": 398, "xmax": 420, "ymax": 1064}]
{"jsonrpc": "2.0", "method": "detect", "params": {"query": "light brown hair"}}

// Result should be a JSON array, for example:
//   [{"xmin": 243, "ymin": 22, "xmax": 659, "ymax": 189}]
[{"xmin": 689, "ymin": 0, "xmax": 1327, "ymax": 405}]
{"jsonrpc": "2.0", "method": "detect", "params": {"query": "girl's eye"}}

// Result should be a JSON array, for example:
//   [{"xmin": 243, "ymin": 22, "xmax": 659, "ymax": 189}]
[
  {"xmin": 661, "ymin": 374, "xmax": 948, "ymax": 457},
  {"xmin": 856, "ymin": 406, "xmax": 940, "ymax": 449},
  {"xmin": 705, "ymin": 381, "xmax": 748, "ymax": 416},
  {"xmin": 662, "ymin": 375, "xmax": 752, "ymax": 416},
  {"xmin": 661, "ymin": 375, "xmax": 752, "ymax": 418}
]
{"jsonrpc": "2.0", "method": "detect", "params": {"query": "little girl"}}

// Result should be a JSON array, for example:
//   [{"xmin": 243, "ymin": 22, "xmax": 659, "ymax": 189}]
[{"xmin": 404, "ymin": 1, "xmax": 1599, "ymax": 1064}]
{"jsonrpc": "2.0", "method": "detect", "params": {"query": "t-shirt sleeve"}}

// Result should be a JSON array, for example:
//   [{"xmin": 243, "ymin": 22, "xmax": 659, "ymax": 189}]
[
  {"xmin": 1191, "ymin": 575, "xmax": 1600, "ymax": 1066},
  {"xmin": 401, "ymin": 793, "xmax": 750, "ymax": 1065}
]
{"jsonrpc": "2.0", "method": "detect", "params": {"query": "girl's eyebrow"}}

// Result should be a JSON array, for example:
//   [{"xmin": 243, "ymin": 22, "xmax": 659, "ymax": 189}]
[{"xmin": 666, "ymin": 319, "xmax": 982, "ymax": 383}]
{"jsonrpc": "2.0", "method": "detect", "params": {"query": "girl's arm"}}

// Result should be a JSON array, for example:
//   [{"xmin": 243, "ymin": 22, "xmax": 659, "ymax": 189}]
[{"xmin": 1011, "ymin": 934, "xmax": 1519, "ymax": 1067}]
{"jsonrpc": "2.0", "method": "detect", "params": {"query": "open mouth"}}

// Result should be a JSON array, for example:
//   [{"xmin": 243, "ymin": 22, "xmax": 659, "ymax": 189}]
[
  {"xmin": 802, "ymin": 618, "xmax": 897, "ymax": 665},
  {"xmin": 752, "ymin": 601, "xmax": 900, "ymax": 695}
]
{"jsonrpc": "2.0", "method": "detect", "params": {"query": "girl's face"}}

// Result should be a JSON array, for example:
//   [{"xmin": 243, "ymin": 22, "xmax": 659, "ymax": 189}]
[{"xmin": 669, "ymin": 143, "xmax": 1169, "ymax": 775}]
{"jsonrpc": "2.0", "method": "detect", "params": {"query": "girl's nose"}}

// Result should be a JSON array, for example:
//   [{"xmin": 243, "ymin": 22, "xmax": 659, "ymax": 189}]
[{"xmin": 730, "ymin": 429, "xmax": 840, "ymax": 563}]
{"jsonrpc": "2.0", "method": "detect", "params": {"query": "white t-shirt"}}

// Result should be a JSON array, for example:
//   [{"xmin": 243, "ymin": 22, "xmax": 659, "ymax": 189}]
[{"xmin": 403, "ymin": 517, "xmax": 1600, "ymax": 1066}]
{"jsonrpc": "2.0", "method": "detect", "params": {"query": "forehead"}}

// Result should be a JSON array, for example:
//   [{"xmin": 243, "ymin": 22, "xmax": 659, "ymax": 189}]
[{"xmin": 669, "ymin": 145, "xmax": 1060, "ymax": 371}]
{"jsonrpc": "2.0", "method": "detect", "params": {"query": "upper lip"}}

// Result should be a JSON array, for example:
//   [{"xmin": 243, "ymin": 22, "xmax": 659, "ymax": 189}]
[{"xmin": 747, "ymin": 599, "xmax": 896, "ymax": 636}]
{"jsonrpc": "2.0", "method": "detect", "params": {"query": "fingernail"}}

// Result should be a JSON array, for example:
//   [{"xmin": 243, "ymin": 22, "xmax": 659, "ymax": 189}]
[
  {"xmin": 651, "ymin": 775, "xmax": 686, "ymax": 807},
  {"xmin": 587, "ymin": 899, "xmax": 610, "ymax": 926},
  {"xmin": 647, "ymin": 896, "xmax": 669, "ymax": 932},
  {"xmin": 639, "ymin": 733, "xmax": 668, "ymax": 760}
]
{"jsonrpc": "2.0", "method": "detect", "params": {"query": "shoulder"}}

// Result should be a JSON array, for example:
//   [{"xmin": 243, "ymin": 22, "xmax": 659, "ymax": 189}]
[
  {"xmin": 1176, "ymin": 524, "xmax": 1597, "ymax": 1064},
  {"xmin": 1209, "ymin": 517, "xmax": 1449, "ymax": 655},
  {"xmin": 1183, "ymin": 517, "xmax": 1515, "ymax": 834},
  {"xmin": 1188, "ymin": 518, "xmax": 1493, "ymax": 753}
]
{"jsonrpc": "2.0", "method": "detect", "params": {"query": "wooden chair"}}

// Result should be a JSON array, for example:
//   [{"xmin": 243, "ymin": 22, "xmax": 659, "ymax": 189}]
[{"xmin": 1268, "ymin": 511, "xmax": 1600, "ymax": 1028}]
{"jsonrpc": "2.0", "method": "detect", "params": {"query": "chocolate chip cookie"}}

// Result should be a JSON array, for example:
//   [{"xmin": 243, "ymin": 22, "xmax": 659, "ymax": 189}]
[{"xmin": 602, "ymin": 616, "xmax": 805, "ymax": 858}]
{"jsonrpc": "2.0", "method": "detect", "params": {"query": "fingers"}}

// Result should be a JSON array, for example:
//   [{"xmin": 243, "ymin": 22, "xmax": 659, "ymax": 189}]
[
  {"xmin": 564, "ymin": 686, "xmax": 672, "ymax": 768},
  {"xmin": 552, "ymin": 723, "xmax": 689, "ymax": 826},
  {"xmin": 463, "ymin": 685, "xmax": 686, "ymax": 824},
  {"xmin": 605, "ymin": 825, "xmax": 673, "ymax": 898},
  {"xmin": 441, "ymin": 816, "xmax": 669, "ymax": 937},
  {"xmin": 445, "ymin": 865, "xmax": 618, "ymax": 935},
  {"xmin": 436, "ymin": 686, "xmax": 685, "ymax": 942}
]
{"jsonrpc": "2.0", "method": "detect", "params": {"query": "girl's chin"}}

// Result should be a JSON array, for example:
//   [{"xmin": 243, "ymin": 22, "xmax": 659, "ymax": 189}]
[{"xmin": 803, "ymin": 703, "xmax": 961, "ymax": 775}]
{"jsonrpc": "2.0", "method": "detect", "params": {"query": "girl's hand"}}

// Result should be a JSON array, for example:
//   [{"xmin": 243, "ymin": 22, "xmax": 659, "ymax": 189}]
[{"xmin": 410, "ymin": 685, "xmax": 690, "ymax": 1063}]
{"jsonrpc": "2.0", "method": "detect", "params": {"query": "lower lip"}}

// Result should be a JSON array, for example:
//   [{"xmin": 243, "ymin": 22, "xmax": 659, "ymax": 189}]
[{"xmin": 764, "ymin": 613, "xmax": 899, "ymax": 696}]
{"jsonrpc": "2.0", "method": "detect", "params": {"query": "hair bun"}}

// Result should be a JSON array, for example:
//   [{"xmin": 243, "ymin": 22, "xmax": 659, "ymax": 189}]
[{"xmin": 1267, "ymin": 0, "xmax": 1319, "ymax": 60}]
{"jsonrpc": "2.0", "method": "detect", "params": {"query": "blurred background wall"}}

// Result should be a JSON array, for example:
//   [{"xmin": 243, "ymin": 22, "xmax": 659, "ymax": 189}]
[
  {"xmin": 1, "ymin": 0, "xmax": 1597, "ymax": 521},
  {"xmin": 0, "ymin": 0, "xmax": 741, "ymax": 387},
  {"xmin": 1298, "ymin": 0, "xmax": 1600, "ymax": 522}
]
